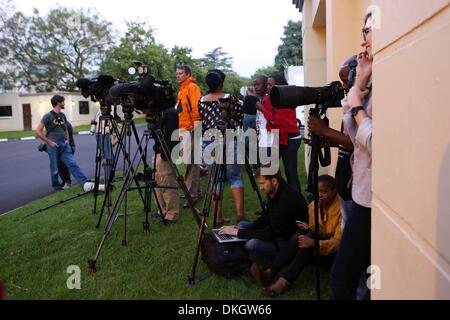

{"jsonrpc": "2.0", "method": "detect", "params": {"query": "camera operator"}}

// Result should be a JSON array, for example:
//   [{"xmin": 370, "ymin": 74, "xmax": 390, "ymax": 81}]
[
  {"xmin": 153, "ymin": 107, "xmax": 180, "ymax": 223},
  {"xmin": 330, "ymin": 12, "xmax": 373, "ymax": 300},
  {"xmin": 35, "ymin": 95, "xmax": 103, "ymax": 192},
  {"xmin": 199, "ymin": 69, "xmax": 246, "ymax": 225},
  {"xmin": 175, "ymin": 65, "xmax": 202, "ymax": 208}
]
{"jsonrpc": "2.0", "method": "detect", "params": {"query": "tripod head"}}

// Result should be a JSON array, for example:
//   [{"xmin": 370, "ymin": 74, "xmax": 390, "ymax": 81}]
[{"xmin": 216, "ymin": 95, "xmax": 239, "ymax": 133}]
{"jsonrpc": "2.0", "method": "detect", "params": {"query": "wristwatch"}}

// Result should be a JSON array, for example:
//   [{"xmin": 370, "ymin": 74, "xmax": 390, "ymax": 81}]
[{"xmin": 351, "ymin": 106, "xmax": 365, "ymax": 118}]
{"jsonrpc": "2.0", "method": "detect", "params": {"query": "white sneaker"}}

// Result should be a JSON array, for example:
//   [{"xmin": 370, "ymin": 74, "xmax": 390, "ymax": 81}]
[
  {"xmin": 83, "ymin": 182, "xmax": 95, "ymax": 192},
  {"xmin": 62, "ymin": 183, "xmax": 71, "ymax": 190},
  {"xmin": 83, "ymin": 182, "xmax": 106, "ymax": 192}
]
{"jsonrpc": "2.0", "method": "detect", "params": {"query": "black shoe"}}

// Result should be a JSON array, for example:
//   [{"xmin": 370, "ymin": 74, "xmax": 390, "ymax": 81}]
[
  {"xmin": 150, "ymin": 212, "xmax": 162, "ymax": 219},
  {"xmin": 158, "ymin": 219, "xmax": 178, "ymax": 225},
  {"xmin": 183, "ymin": 199, "xmax": 197, "ymax": 208}
]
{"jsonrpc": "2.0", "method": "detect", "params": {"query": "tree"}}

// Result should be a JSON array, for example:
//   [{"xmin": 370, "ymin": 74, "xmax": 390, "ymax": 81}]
[
  {"xmin": 200, "ymin": 47, "xmax": 233, "ymax": 72},
  {"xmin": 248, "ymin": 66, "xmax": 279, "ymax": 86},
  {"xmin": 100, "ymin": 21, "xmax": 173, "ymax": 83},
  {"xmin": 274, "ymin": 20, "xmax": 303, "ymax": 71},
  {"xmin": 0, "ymin": 7, "xmax": 114, "ymax": 92},
  {"xmin": 222, "ymin": 72, "xmax": 246, "ymax": 98}
]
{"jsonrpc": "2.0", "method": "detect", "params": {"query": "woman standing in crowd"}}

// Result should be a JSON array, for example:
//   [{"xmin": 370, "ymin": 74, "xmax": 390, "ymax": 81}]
[{"xmin": 199, "ymin": 69, "xmax": 246, "ymax": 225}]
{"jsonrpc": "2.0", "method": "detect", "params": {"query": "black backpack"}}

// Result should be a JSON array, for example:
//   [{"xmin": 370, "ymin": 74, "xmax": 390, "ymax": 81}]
[{"xmin": 200, "ymin": 234, "xmax": 250, "ymax": 278}]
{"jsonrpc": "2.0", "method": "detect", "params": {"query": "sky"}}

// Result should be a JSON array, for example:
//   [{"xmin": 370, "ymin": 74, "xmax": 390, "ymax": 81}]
[{"xmin": 13, "ymin": 0, "xmax": 302, "ymax": 78}]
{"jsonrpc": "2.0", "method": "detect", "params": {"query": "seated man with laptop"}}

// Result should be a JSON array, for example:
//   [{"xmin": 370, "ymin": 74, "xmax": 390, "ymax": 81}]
[{"xmin": 219, "ymin": 164, "xmax": 308, "ymax": 267}]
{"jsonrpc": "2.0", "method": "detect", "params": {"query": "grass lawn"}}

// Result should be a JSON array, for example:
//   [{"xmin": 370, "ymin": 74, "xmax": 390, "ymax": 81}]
[
  {"xmin": 0, "ymin": 143, "xmax": 330, "ymax": 300},
  {"xmin": 0, "ymin": 117, "xmax": 147, "ymax": 140}
]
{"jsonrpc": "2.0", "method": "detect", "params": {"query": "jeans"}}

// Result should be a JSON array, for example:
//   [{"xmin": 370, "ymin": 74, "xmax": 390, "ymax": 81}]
[
  {"xmin": 203, "ymin": 140, "xmax": 244, "ymax": 190},
  {"xmin": 243, "ymin": 114, "xmax": 257, "ymax": 165},
  {"xmin": 238, "ymin": 220, "xmax": 288, "ymax": 268},
  {"xmin": 47, "ymin": 142, "xmax": 88, "ymax": 189},
  {"xmin": 97, "ymin": 133, "xmax": 113, "ymax": 180},
  {"xmin": 280, "ymin": 134, "xmax": 301, "ymax": 193},
  {"xmin": 58, "ymin": 146, "xmax": 73, "ymax": 184},
  {"xmin": 330, "ymin": 201, "xmax": 371, "ymax": 300}
]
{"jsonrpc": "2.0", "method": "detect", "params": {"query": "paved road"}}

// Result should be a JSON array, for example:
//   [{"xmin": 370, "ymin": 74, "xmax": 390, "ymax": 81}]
[{"xmin": 0, "ymin": 125, "xmax": 154, "ymax": 215}]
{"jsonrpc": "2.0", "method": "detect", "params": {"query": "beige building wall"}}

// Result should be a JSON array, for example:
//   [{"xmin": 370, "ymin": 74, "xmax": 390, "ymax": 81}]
[
  {"xmin": 300, "ymin": 0, "xmax": 450, "ymax": 299},
  {"xmin": 371, "ymin": 0, "xmax": 450, "ymax": 299},
  {"xmin": 18, "ymin": 92, "xmax": 99, "ymax": 129},
  {"xmin": 0, "ymin": 92, "xmax": 106, "ymax": 131},
  {"xmin": 302, "ymin": 0, "xmax": 327, "ymax": 175},
  {"xmin": 0, "ymin": 93, "xmax": 22, "ymax": 131}
]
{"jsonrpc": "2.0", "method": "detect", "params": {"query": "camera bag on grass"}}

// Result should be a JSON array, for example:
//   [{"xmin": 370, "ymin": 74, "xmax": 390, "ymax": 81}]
[{"xmin": 200, "ymin": 233, "xmax": 250, "ymax": 278}]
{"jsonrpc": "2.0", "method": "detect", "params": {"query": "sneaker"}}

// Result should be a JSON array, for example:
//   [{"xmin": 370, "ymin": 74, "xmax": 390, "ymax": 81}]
[
  {"xmin": 62, "ymin": 183, "xmax": 71, "ymax": 190},
  {"xmin": 83, "ymin": 182, "xmax": 95, "ymax": 192},
  {"xmin": 83, "ymin": 182, "xmax": 106, "ymax": 192}
]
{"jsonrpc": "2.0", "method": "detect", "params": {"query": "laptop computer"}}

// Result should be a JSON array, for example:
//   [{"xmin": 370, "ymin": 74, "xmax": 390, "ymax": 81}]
[{"xmin": 212, "ymin": 229, "xmax": 247, "ymax": 243}]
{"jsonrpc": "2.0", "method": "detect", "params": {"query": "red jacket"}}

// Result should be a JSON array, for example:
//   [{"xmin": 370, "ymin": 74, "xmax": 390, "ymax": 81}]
[{"xmin": 261, "ymin": 95, "xmax": 298, "ymax": 145}]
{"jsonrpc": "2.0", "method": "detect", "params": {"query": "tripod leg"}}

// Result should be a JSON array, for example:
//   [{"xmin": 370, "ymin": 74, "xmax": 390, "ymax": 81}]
[
  {"xmin": 143, "ymin": 135, "xmax": 152, "ymax": 233},
  {"xmin": 244, "ymin": 154, "xmax": 265, "ymax": 212},
  {"xmin": 92, "ymin": 122, "xmax": 104, "ymax": 215},
  {"xmin": 187, "ymin": 214, "xmax": 209, "ymax": 286},
  {"xmin": 188, "ymin": 139, "xmax": 227, "ymax": 284},
  {"xmin": 122, "ymin": 123, "xmax": 132, "ymax": 246},
  {"xmin": 89, "ymin": 131, "xmax": 152, "ymax": 271},
  {"xmin": 96, "ymin": 120, "xmax": 124, "ymax": 229}
]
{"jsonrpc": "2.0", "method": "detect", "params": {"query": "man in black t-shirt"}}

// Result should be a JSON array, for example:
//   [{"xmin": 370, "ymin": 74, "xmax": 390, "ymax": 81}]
[{"xmin": 35, "ymin": 95, "xmax": 102, "ymax": 192}]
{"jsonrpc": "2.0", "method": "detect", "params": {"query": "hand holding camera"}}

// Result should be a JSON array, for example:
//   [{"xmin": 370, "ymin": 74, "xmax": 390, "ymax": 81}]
[{"xmin": 307, "ymin": 116, "xmax": 329, "ymax": 136}]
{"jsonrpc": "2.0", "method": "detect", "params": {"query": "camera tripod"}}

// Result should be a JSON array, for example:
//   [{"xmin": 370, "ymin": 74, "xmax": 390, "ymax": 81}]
[
  {"xmin": 88, "ymin": 112, "xmax": 202, "ymax": 273},
  {"xmin": 94, "ymin": 107, "xmax": 150, "ymax": 230},
  {"xmin": 187, "ymin": 130, "xmax": 265, "ymax": 286},
  {"xmin": 91, "ymin": 105, "xmax": 122, "ymax": 216},
  {"xmin": 306, "ymin": 104, "xmax": 332, "ymax": 301}
]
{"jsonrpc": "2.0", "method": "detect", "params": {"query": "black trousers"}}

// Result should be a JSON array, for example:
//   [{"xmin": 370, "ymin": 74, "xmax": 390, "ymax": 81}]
[
  {"xmin": 269, "ymin": 230, "xmax": 335, "ymax": 284},
  {"xmin": 330, "ymin": 201, "xmax": 371, "ymax": 300},
  {"xmin": 280, "ymin": 134, "xmax": 301, "ymax": 193}
]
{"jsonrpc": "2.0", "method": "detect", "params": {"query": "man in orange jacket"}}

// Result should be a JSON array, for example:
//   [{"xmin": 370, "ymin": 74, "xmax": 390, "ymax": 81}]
[{"xmin": 176, "ymin": 65, "xmax": 202, "ymax": 207}]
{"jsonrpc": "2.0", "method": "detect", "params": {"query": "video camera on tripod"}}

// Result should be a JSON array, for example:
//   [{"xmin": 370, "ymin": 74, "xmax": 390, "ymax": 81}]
[
  {"xmin": 108, "ymin": 66, "xmax": 175, "ymax": 120},
  {"xmin": 76, "ymin": 75, "xmax": 116, "ymax": 107}
]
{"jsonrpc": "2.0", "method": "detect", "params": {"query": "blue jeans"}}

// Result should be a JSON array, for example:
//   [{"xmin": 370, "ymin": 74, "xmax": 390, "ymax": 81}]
[
  {"xmin": 243, "ymin": 114, "xmax": 256, "ymax": 132},
  {"xmin": 238, "ymin": 220, "xmax": 288, "ymax": 267},
  {"xmin": 203, "ymin": 140, "xmax": 244, "ymax": 190},
  {"xmin": 97, "ymin": 134, "xmax": 113, "ymax": 179},
  {"xmin": 47, "ymin": 142, "xmax": 88, "ymax": 189}
]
